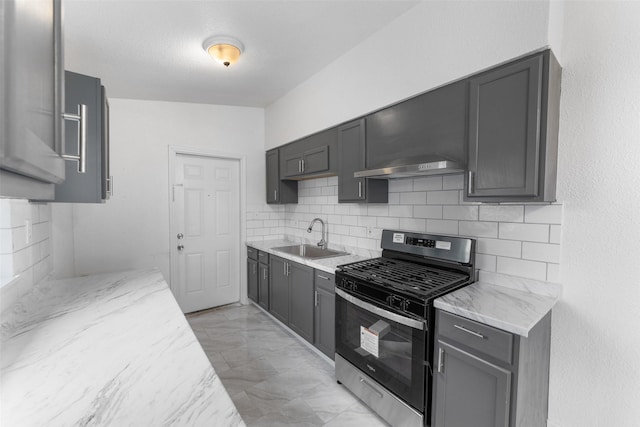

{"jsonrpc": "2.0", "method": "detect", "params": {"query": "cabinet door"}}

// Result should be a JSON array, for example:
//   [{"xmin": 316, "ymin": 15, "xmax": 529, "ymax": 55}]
[
  {"xmin": 338, "ymin": 120, "xmax": 366, "ymax": 201},
  {"xmin": 247, "ymin": 258, "xmax": 258, "ymax": 303},
  {"xmin": 258, "ymin": 263, "xmax": 269, "ymax": 310},
  {"xmin": 301, "ymin": 145, "xmax": 329, "ymax": 175},
  {"xmin": 314, "ymin": 271, "xmax": 335, "ymax": 359},
  {"xmin": 432, "ymin": 340, "xmax": 511, "ymax": 427},
  {"xmin": 366, "ymin": 80, "xmax": 467, "ymax": 169},
  {"xmin": 266, "ymin": 149, "xmax": 297, "ymax": 204},
  {"xmin": 54, "ymin": 71, "xmax": 104, "ymax": 203},
  {"xmin": 269, "ymin": 256, "xmax": 289, "ymax": 324},
  {"xmin": 467, "ymin": 54, "xmax": 543, "ymax": 198},
  {"xmin": 283, "ymin": 153, "xmax": 304, "ymax": 177},
  {"xmin": 288, "ymin": 262, "xmax": 314, "ymax": 343},
  {"xmin": 1, "ymin": 0, "xmax": 65, "ymax": 197}
]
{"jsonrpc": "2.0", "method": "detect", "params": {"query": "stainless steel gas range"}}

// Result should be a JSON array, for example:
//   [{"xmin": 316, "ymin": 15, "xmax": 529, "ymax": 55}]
[{"xmin": 335, "ymin": 230, "xmax": 476, "ymax": 427}]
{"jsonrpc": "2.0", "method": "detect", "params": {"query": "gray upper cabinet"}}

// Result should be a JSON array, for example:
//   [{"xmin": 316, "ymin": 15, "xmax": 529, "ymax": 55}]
[
  {"xmin": 1, "ymin": 0, "xmax": 65, "ymax": 200},
  {"xmin": 266, "ymin": 149, "xmax": 297, "ymax": 204},
  {"xmin": 366, "ymin": 80, "xmax": 467, "ymax": 169},
  {"xmin": 337, "ymin": 119, "xmax": 388, "ymax": 203},
  {"xmin": 432, "ymin": 310, "xmax": 552, "ymax": 427},
  {"xmin": 465, "ymin": 50, "xmax": 561, "ymax": 202},
  {"xmin": 279, "ymin": 127, "xmax": 337, "ymax": 179},
  {"xmin": 54, "ymin": 71, "xmax": 110, "ymax": 203}
]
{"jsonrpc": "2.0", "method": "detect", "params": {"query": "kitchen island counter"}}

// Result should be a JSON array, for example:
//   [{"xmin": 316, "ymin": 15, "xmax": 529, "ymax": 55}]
[{"xmin": 0, "ymin": 269, "xmax": 245, "ymax": 427}]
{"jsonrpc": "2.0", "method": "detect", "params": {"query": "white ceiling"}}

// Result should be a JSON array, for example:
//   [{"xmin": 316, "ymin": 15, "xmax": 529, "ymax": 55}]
[{"xmin": 63, "ymin": 0, "xmax": 420, "ymax": 107}]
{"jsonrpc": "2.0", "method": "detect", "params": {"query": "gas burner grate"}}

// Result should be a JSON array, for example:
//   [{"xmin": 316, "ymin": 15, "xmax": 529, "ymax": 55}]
[{"xmin": 340, "ymin": 257, "xmax": 468, "ymax": 298}]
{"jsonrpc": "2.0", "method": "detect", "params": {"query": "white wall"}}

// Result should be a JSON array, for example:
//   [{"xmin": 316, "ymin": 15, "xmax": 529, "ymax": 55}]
[
  {"xmin": 56, "ymin": 99, "xmax": 264, "ymax": 286},
  {"xmin": 265, "ymin": 0, "xmax": 551, "ymax": 148},
  {"xmin": 548, "ymin": 2, "xmax": 640, "ymax": 426}
]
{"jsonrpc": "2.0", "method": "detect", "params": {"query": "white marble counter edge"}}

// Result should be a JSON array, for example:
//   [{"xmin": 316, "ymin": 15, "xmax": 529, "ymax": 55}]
[
  {"xmin": 246, "ymin": 239, "xmax": 374, "ymax": 274},
  {"xmin": 434, "ymin": 272, "xmax": 562, "ymax": 337}
]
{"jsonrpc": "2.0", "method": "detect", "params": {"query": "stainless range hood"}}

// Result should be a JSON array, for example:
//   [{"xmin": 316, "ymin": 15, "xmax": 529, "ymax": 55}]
[{"xmin": 354, "ymin": 157, "xmax": 465, "ymax": 179}]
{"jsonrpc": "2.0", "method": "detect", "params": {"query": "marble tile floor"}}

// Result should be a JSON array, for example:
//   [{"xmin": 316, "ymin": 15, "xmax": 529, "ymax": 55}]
[{"xmin": 186, "ymin": 303, "xmax": 390, "ymax": 427}]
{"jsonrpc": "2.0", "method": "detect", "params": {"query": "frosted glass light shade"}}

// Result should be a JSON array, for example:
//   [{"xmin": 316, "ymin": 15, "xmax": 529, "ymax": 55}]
[{"xmin": 203, "ymin": 36, "xmax": 244, "ymax": 67}]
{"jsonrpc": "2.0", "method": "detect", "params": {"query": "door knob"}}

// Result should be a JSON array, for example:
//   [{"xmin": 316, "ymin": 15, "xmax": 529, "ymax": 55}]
[
  {"xmin": 177, "ymin": 233, "xmax": 184, "ymax": 239},
  {"xmin": 177, "ymin": 244, "xmax": 184, "ymax": 251}
]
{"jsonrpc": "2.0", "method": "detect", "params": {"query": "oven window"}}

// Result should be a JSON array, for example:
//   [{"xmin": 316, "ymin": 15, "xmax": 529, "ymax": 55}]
[{"xmin": 336, "ymin": 293, "xmax": 426, "ymax": 410}]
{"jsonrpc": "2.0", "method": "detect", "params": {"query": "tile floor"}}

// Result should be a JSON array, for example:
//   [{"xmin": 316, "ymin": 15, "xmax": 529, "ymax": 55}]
[{"xmin": 186, "ymin": 303, "xmax": 389, "ymax": 426}]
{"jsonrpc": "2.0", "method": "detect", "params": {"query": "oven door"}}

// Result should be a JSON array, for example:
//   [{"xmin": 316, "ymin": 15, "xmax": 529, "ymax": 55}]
[{"xmin": 335, "ymin": 288, "xmax": 426, "ymax": 411}]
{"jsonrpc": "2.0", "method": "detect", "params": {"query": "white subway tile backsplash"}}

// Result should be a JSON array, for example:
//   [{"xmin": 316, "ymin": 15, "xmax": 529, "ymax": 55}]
[
  {"xmin": 479, "ymin": 205, "xmax": 524, "ymax": 222},
  {"xmin": 426, "ymin": 219, "xmax": 459, "ymax": 234},
  {"xmin": 443, "ymin": 174, "xmax": 464, "ymax": 190},
  {"xmin": 400, "ymin": 192, "xmax": 427, "ymax": 205},
  {"xmin": 388, "ymin": 205, "xmax": 413, "ymax": 218},
  {"xmin": 377, "ymin": 217, "xmax": 400, "ymax": 229},
  {"xmin": 389, "ymin": 179, "xmax": 413, "ymax": 192},
  {"xmin": 269, "ymin": 177, "xmax": 563, "ymax": 286},
  {"xmin": 477, "ymin": 238, "xmax": 522, "ymax": 258},
  {"xmin": 413, "ymin": 205, "xmax": 442, "ymax": 219},
  {"xmin": 443, "ymin": 206, "xmax": 479, "ymax": 221},
  {"xmin": 522, "ymin": 242, "xmax": 561, "ymax": 263},
  {"xmin": 413, "ymin": 176, "xmax": 442, "ymax": 191},
  {"xmin": 399, "ymin": 218, "xmax": 426, "ymax": 233},
  {"xmin": 549, "ymin": 225, "xmax": 562, "ymax": 244},
  {"xmin": 524, "ymin": 204, "xmax": 563, "ymax": 224},
  {"xmin": 499, "ymin": 223, "xmax": 549, "ymax": 242},
  {"xmin": 459, "ymin": 221, "xmax": 499, "ymax": 238},
  {"xmin": 497, "ymin": 257, "xmax": 547, "ymax": 281},
  {"xmin": 427, "ymin": 190, "xmax": 459, "ymax": 205}
]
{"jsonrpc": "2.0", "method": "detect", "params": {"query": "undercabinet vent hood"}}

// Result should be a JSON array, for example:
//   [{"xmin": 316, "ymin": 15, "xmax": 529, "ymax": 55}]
[{"xmin": 354, "ymin": 157, "xmax": 465, "ymax": 179}]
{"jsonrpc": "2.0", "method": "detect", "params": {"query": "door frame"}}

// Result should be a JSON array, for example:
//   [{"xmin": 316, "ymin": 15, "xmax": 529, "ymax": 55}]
[{"xmin": 168, "ymin": 145, "xmax": 247, "ymax": 307}]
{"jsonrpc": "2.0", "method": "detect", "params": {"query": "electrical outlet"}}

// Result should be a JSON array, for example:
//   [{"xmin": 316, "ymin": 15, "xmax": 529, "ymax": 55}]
[{"xmin": 25, "ymin": 219, "xmax": 32, "ymax": 244}]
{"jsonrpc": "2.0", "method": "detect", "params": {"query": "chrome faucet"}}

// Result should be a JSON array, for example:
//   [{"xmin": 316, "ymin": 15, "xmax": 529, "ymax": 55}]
[{"xmin": 307, "ymin": 218, "xmax": 326, "ymax": 249}]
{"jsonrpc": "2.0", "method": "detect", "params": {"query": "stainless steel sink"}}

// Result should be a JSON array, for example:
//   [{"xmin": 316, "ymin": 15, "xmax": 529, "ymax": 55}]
[{"xmin": 272, "ymin": 244, "xmax": 347, "ymax": 259}]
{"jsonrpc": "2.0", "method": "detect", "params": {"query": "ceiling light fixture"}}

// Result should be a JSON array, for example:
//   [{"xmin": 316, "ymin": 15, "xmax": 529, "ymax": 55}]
[{"xmin": 202, "ymin": 36, "xmax": 244, "ymax": 68}]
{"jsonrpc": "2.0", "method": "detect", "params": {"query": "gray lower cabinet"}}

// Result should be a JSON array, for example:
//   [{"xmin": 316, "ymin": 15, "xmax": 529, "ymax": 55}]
[
  {"xmin": 54, "ymin": 71, "xmax": 110, "ymax": 203},
  {"xmin": 288, "ymin": 263, "xmax": 314, "ymax": 342},
  {"xmin": 266, "ymin": 149, "xmax": 297, "ymax": 204},
  {"xmin": 465, "ymin": 49, "xmax": 561, "ymax": 202},
  {"xmin": 432, "ymin": 310, "xmax": 551, "ymax": 427},
  {"xmin": 258, "ymin": 262, "xmax": 269, "ymax": 310},
  {"xmin": 313, "ymin": 271, "xmax": 335, "ymax": 359},
  {"xmin": 269, "ymin": 256, "xmax": 290, "ymax": 324},
  {"xmin": 337, "ymin": 119, "xmax": 387, "ymax": 203},
  {"xmin": 247, "ymin": 258, "xmax": 258, "ymax": 303},
  {"xmin": 1, "ymin": 0, "xmax": 65, "ymax": 200}
]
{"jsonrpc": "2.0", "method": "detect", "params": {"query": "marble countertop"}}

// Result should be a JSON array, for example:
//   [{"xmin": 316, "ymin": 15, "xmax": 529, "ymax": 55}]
[
  {"xmin": 1, "ymin": 269, "xmax": 245, "ymax": 427},
  {"xmin": 434, "ymin": 271, "xmax": 562, "ymax": 337},
  {"xmin": 246, "ymin": 239, "xmax": 373, "ymax": 274}
]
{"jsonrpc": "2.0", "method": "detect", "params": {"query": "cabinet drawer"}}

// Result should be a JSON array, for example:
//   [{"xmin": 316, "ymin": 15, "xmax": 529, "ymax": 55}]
[
  {"xmin": 437, "ymin": 311, "xmax": 513, "ymax": 364},
  {"xmin": 314, "ymin": 271, "xmax": 335, "ymax": 293},
  {"xmin": 257, "ymin": 250, "xmax": 269, "ymax": 264},
  {"xmin": 247, "ymin": 246, "xmax": 258, "ymax": 261}
]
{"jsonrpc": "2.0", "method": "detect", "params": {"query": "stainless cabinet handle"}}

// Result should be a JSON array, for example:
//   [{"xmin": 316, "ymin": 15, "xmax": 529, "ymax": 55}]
[
  {"xmin": 283, "ymin": 262, "xmax": 287, "ymax": 276},
  {"xmin": 467, "ymin": 171, "xmax": 474, "ymax": 194},
  {"xmin": 359, "ymin": 377, "xmax": 383, "ymax": 399},
  {"xmin": 107, "ymin": 175, "xmax": 113, "ymax": 197},
  {"xmin": 253, "ymin": 264, "xmax": 257, "ymax": 274},
  {"xmin": 287, "ymin": 262, "xmax": 290, "ymax": 276},
  {"xmin": 298, "ymin": 160, "xmax": 302, "ymax": 173},
  {"xmin": 263, "ymin": 269, "xmax": 267, "ymax": 280},
  {"xmin": 453, "ymin": 324, "xmax": 486, "ymax": 339},
  {"xmin": 301, "ymin": 159, "xmax": 305, "ymax": 172},
  {"xmin": 358, "ymin": 181, "xmax": 363, "ymax": 198},
  {"xmin": 437, "ymin": 347, "xmax": 445, "ymax": 373},
  {"xmin": 62, "ymin": 104, "xmax": 88, "ymax": 173},
  {"xmin": 317, "ymin": 274, "xmax": 331, "ymax": 281},
  {"xmin": 315, "ymin": 290, "xmax": 318, "ymax": 307},
  {"xmin": 273, "ymin": 189, "xmax": 277, "ymax": 201}
]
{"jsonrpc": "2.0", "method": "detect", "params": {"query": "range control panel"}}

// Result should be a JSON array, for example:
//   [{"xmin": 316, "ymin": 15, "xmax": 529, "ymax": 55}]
[{"xmin": 406, "ymin": 237, "xmax": 436, "ymax": 248}]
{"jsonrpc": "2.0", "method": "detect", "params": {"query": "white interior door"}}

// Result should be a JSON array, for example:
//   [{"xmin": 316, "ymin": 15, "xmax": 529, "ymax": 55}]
[{"xmin": 173, "ymin": 153, "xmax": 240, "ymax": 313}]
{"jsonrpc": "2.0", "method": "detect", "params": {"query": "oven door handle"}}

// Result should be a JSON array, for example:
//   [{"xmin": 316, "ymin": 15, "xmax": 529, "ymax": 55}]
[{"xmin": 336, "ymin": 288, "xmax": 425, "ymax": 330}]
